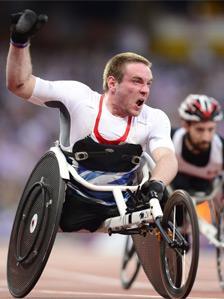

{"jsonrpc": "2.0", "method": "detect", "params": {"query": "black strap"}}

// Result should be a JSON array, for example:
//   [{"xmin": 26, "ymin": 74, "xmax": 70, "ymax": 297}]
[{"xmin": 64, "ymin": 136, "xmax": 143, "ymax": 172}]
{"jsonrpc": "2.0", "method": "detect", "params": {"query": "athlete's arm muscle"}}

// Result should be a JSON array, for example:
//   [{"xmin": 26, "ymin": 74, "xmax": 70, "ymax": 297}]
[
  {"xmin": 6, "ymin": 44, "xmax": 36, "ymax": 99},
  {"xmin": 150, "ymin": 147, "xmax": 178, "ymax": 185}
]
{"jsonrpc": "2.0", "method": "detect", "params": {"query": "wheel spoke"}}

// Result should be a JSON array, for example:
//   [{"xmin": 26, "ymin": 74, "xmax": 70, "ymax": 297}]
[
  {"xmin": 120, "ymin": 236, "xmax": 141, "ymax": 289},
  {"xmin": 160, "ymin": 190, "xmax": 199, "ymax": 298}
]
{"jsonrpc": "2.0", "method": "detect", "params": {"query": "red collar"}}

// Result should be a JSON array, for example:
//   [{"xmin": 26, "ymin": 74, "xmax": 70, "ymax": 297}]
[{"xmin": 93, "ymin": 95, "xmax": 132, "ymax": 144}]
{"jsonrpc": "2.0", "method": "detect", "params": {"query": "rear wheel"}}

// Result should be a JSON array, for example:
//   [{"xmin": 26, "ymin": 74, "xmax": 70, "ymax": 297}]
[
  {"xmin": 160, "ymin": 190, "xmax": 199, "ymax": 299},
  {"xmin": 216, "ymin": 207, "xmax": 224, "ymax": 290},
  {"xmin": 120, "ymin": 236, "xmax": 141, "ymax": 289}
]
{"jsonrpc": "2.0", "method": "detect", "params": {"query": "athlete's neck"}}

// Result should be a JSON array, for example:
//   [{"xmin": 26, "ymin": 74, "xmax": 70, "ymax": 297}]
[{"xmin": 104, "ymin": 94, "xmax": 128, "ymax": 118}]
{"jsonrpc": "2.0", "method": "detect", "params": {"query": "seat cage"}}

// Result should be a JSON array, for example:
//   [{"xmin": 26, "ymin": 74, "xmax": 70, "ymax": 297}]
[
  {"xmin": 192, "ymin": 176, "xmax": 224, "ymax": 248},
  {"xmin": 50, "ymin": 143, "xmax": 163, "ymax": 233},
  {"xmin": 168, "ymin": 174, "xmax": 224, "ymax": 248}
]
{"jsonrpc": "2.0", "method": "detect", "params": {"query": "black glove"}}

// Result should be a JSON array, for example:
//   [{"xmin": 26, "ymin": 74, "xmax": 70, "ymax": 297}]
[
  {"xmin": 141, "ymin": 179, "xmax": 165, "ymax": 201},
  {"xmin": 10, "ymin": 9, "xmax": 48, "ymax": 46}
]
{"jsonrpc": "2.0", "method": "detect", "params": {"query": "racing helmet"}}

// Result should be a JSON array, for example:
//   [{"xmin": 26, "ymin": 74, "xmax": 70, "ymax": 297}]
[{"xmin": 178, "ymin": 94, "xmax": 223, "ymax": 122}]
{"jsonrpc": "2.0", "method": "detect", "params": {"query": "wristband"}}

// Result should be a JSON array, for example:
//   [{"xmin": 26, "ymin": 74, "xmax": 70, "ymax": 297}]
[{"xmin": 10, "ymin": 38, "xmax": 29, "ymax": 48}]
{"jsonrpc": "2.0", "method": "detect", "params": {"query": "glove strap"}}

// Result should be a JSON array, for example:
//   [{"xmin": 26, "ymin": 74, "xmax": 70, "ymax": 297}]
[
  {"xmin": 10, "ymin": 38, "xmax": 29, "ymax": 48},
  {"xmin": 148, "ymin": 190, "xmax": 159, "ymax": 199}
]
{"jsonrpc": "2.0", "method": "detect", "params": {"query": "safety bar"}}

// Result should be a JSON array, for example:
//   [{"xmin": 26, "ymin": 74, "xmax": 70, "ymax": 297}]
[
  {"xmin": 191, "ymin": 178, "xmax": 224, "ymax": 204},
  {"xmin": 50, "ymin": 145, "xmax": 156, "ymax": 216},
  {"xmin": 166, "ymin": 175, "xmax": 224, "ymax": 205},
  {"xmin": 67, "ymin": 152, "xmax": 155, "ymax": 192},
  {"xmin": 67, "ymin": 153, "xmax": 154, "ymax": 216}
]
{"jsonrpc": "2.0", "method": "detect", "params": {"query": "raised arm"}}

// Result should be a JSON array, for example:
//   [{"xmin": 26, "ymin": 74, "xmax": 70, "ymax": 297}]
[
  {"xmin": 6, "ymin": 9, "xmax": 48, "ymax": 99},
  {"xmin": 6, "ymin": 44, "xmax": 35, "ymax": 99}
]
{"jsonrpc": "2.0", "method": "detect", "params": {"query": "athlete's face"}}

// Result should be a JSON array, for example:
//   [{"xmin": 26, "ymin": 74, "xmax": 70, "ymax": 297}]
[
  {"xmin": 186, "ymin": 121, "xmax": 217, "ymax": 151},
  {"xmin": 108, "ymin": 62, "xmax": 153, "ymax": 117}
]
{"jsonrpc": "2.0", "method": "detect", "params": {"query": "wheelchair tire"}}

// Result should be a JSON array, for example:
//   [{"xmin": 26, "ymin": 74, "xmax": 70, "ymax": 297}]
[
  {"xmin": 216, "ymin": 207, "xmax": 224, "ymax": 290},
  {"xmin": 7, "ymin": 151, "xmax": 66, "ymax": 298},
  {"xmin": 160, "ymin": 190, "xmax": 199, "ymax": 299},
  {"xmin": 120, "ymin": 236, "xmax": 141, "ymax": 289}
]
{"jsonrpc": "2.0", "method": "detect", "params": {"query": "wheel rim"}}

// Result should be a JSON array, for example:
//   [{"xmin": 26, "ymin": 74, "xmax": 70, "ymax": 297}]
[
  {"xmin": 161, "ymin": 190, "xmax": 199, "ymax": 298},
  {"xmin": 15, "ymin": 179, "xmax": 50, "ymax": 264},
  {"xmin": 7, "ymin": 152, "xmax": 65, "ymax": 298}
]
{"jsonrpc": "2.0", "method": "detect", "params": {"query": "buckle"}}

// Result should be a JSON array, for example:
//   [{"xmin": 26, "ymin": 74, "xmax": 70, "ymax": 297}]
[
  {"xmin": 131, "ymin": 156, "xmax": 141, "ymax": 165},
  {"xmin": 74, "ymin": 152, "xmax": 88, "ymax": 161}
]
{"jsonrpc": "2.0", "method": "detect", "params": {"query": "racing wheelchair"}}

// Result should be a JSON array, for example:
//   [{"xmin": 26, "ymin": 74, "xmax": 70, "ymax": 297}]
[
  {"xmin": 7, "ymin": 141, "xmax": 199, "ymax": 299},
  {"xmin": 120, "ymin": 175, "xmax": 224, "ymax": 291}
]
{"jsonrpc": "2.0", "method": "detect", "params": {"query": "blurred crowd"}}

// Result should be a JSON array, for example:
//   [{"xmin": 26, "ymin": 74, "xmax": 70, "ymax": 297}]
[{"xmin": 1, "ymin": 1, "xmax": 224, "ymax": 236}]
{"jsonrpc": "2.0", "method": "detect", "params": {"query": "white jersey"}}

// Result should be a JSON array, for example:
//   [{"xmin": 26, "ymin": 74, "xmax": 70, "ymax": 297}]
[
  {"xmin": 172, "ymin": 128, "xmax": 223, "ymax": 180},
  {"xmin": 29, "ymin": 78, "xmax": 174, "ymax": 203}
]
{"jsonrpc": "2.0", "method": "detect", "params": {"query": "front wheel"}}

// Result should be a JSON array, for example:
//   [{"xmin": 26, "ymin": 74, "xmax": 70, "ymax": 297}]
[
  {"xmin": 216, "ymin": 207, "xmax": 224, "ymax": 290},
  {"xmin": 120, "ymin": 236, "xmax": 141, "ymax": 289},
  {"xmin": 160, "ymin": 190, "xmax": 199, "ymax": 299}
]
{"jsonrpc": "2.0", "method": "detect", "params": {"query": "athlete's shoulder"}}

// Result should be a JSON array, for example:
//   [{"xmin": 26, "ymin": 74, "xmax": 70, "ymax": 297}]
[
  {"xmin": 32, "ymin": 77, "xmax": 100, "ymax": 107},
  {"xmin": 171, "ymin": 127, "xmax": 186, "ymax": 138},
  {"xmin": 216, "ymin": 133, "xmax": 224, "ymax": 142},
  {"xmin": 171, "ymin": 127, "xmax": 178, "ymax": 138},
  {"xmin": 214, "ymin": 133, "xmax": 224, "ymax": 147},
  {"xmin": 35, "ymin": 77, "xmax": 98, "ymax": 95}
]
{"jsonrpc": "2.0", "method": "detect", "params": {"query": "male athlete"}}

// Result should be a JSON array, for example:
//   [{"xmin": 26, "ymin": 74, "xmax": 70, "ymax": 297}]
[
  {"xmin": 172, "ymin": 94, "xmax": 223, "ymax": 200},
  {"xmin": 6, "ymin": 9, "xmax": 178, "ymax": 232},
  {"xmin": 120, "ymin": 94, "xmax": 223, "ymax": 290}
]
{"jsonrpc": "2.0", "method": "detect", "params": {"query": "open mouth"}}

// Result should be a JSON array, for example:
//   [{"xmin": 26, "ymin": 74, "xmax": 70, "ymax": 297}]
[{"xmin": 136, "ymin": 99, "xmax": 144, "ymax": 107}]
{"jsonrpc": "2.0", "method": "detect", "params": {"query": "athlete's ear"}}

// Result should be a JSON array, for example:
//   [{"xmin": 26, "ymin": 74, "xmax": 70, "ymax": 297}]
[
  {"xmin": 181, "ymin": 120, "xmax": 191, "ymax": 130},
  {"xmin": 107, "ymin": 76, "xmax": 117, "ymax": 92}
]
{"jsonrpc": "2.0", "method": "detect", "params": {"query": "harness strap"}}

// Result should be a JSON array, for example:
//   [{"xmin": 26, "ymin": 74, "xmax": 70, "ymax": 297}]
[
  {"xmin": 63, "ymin": 149, "xmax": 141, "ymax": 165},
  {"xmin": 63, "ymin": 136, "xmax": 143, "ymax": 172}
]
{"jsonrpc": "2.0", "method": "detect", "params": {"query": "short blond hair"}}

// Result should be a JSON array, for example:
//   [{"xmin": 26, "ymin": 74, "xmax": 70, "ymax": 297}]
[{"xmin": 103, "ymin": 52, "xmax": 152, "ymax": 92}]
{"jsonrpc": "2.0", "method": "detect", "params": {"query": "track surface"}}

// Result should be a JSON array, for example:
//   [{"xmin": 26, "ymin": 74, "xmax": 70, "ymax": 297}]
[{"xmin": 1, "ymin": 233, "xmax": 224, "ymax": 299}]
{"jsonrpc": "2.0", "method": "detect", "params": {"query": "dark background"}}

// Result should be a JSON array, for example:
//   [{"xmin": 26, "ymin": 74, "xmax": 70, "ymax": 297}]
[{"xmin": 1, "ymin": 0, "xmax": 224, "ymax": 237}]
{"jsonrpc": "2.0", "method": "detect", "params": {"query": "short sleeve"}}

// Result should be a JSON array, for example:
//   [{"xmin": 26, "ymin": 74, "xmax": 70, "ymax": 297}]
[
  {"xmin": 28, "ymin": 77, "xmax": 93, "ymax": 110},
  {"xmin": 147, "ymin": 109, "xmax": 174, "ymax": 153}
]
